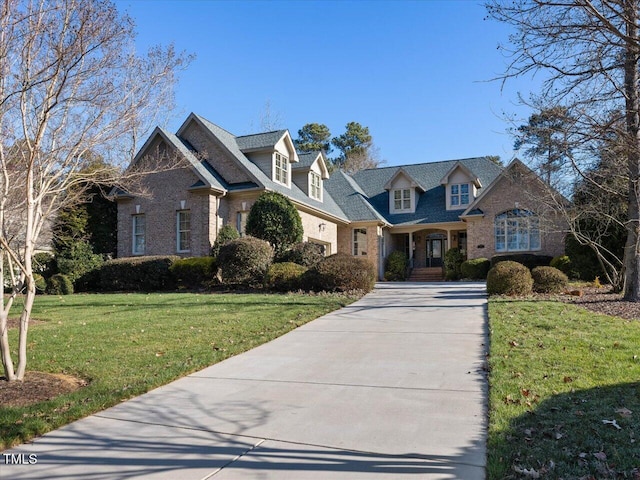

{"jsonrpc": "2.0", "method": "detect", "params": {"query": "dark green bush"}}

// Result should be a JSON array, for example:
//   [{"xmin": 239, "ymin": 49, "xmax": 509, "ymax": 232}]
[
  {"xmin": 210, "ymin": 224, "xmax": 240, "ymax": 257},
  {"xmin": 33, "ymin": 274, "xmax": 46, "ymax": 294},
  {"xmin": 305, "ymin": 253, "xmax": 376, "ymax": 292},
  {"xmin": 486, "ymin": 261, "xmax": 533, "ymax": 296},
  {"xmin": 245, "ymin": 191, "xmax": 303, "ymax": 257},
  {"xmin": 444, "ymin": 248, "xmax": 466, "ymax": 280},
  {"xmin": 55, "ymin": 241, "xmax": 104, "ymax": 283},
  {"xmin": 217, "ymin": 236, "xmax": 274, "ymax": 285},
  {"xmin": 460, "ymin": 258, "xmax": 491, "ymax": 280},
  {"xmin": 565, "ymin": 236, "xmax": 603, "ymax": 281},
  {"xmin": 46, "ymin": 273, "xmax": 74, "ymax": 295},
  {"xmin": 278, "ymin": 242, "xmax": 324, "ymax": 267},
  {"xmin": 265, "ymin": 262, "xmax": 308, "ymax": 292},
  {"xmin": 384, "ymin": 250, "xmax": 408, "ymax": 281},
  {"xmin": 531, "ymin": 266, "xmax": 569, "ymax": 293},
  {"xmin": 491, "ymin": 254, "xmax": 553, "ymax": 270},
  {"xmin": 170, "ymin": 257, "xmax": 217, "ymax": 290},
  {"xmin": 550, "ymin": 255, "xmax": 572, "ymax": 277},
  {"xmin": 98, "ymin": 256, "xmax": 179, "ymax": 292},
  {"xmin": 33, "ymin": 252, "xmax": 56, "ymax": 278}
]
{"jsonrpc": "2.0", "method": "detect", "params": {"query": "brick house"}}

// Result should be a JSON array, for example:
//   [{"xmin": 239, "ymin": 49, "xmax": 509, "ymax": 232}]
[{"xmin": 115, "ymin": 114, "xmax": 565, "ymax": 279}]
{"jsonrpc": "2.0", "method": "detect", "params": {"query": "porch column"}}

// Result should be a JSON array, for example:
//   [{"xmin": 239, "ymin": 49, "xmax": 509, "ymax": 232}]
[
  {"xmin": 446, "ymin": 229, "xmax": 452, "ymax": 252},
  {"xmin": 409, "ymin": 231, "xmax": 414, "ymax": 268}
]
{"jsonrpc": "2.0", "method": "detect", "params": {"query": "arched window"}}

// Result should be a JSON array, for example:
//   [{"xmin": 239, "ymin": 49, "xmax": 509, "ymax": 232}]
[{"xmin": 494, "ymin": 209, "xmax": 541, "ymax": 252}]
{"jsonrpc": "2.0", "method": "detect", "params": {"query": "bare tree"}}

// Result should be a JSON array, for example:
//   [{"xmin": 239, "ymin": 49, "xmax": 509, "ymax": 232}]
[
  {"xmin": 0, "ymin": 0, "xmax": 191, "ymax": 381},
  {"xmin": 487, "ymin": 0, "xmax": 640, "ymax": 300}
]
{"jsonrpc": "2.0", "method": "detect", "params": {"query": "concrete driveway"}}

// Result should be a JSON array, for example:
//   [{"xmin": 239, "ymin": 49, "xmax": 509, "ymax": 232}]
[{"xmin": 2, "ymin": 282, "xmax": 489, "ymax": 479}]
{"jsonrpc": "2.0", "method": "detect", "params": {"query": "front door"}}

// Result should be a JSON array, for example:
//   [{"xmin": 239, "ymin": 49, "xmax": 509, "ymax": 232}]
[{"xmin": 427, "ymin": 239, "xmax": 443, "ymax": 267}]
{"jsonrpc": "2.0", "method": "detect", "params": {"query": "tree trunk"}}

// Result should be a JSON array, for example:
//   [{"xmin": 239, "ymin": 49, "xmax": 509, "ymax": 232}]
[
  {"xmin": 0, "ymin": 310, "xmax": 15, "ymax": 380},
  {"xmin": 624, "ymin": 0, "xmax": 640, "ymax": 301}
]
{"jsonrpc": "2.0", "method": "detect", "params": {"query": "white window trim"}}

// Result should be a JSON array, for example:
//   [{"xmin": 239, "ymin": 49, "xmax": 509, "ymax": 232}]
[
  {"xmin": 450, "ymin": 183, "xmax": 470, "ymax": 208},
  {"xmin": 132, "ymin": 214, "xmax": 145, "ymax": 255},
  {"xmin": 310, "ymin": 172, "xmax": 322, "ymax": 201},
  {"xmin": 494, "ymin": 210, "xmax": 541, "ymax": 253},
  {"xmin": 237, "ymin": 211, "xmax": 248, "ymax": 237},
  {"xmin": 391, "ymin": 188, "xmax": 412, "ymax": 213},
  {"xmin": 353, "ymin": 228, "xmax": 367, "ymax": 256},
  {"xmin": 176, "ymin": 210, "xmax": 191, "ymax": 253},
  {"xmin": 274, "ymin": 152, "xmax": 289, "ymax": 186}
]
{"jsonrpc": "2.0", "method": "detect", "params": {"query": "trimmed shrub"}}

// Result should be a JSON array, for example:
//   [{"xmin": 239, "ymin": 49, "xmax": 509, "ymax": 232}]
[
  {"xmin": 245, "ymin": 191, "xmax": 303, "ymax": 257},
  {"xmin": 210, "ymin": 224, "xmax": 240, "ymax": 257},
  {"xmin": 170, "ymin": 257, "xmax": 217, "ymax": 290},
  {"xmin": 33, "ymin": 252, "xmax": 56, "ymax": 279},
  {"xmin": 460, "ymin": 258, "xmax": 491, "ymax": 280},
  {"xmin": 564, "ymin": 236, "xmax": 603, "ymax": 281},
  {"xmin": 217, "ymin": 236, "xmax": 274, "ymax": 285},
  {"xmin": 532, "ymin": 266, "xmax": 569, "ymax": 293},
  {"xmin": 305, "ymin": 253, "xmax": 376, "ymax": 293},
  {"xmin": 265, "ymin": 262, "xmax": 308, "ymax": 292},
  {"xmin": 491, "ymin": 254, "xmax": 553, "ymax": 271},
  {"xmin": 33, "ymin": 274, "xmax": 47, "ymax": 294},
  {"xmin": 384, "ymin": 250, "xmax": 408, "ymax": 281},
  {"xmin": 486, "ymin": 261, "xmax": 533, "ymax": 296},
  {"xmin": 550, "ymin": 255, "xmax": 572, "ymax": 277},
  {"xmin": 279, "ymin": 242, "xmax": 324, "ymax": 267},
  {"xmin": 46, "ymin": 273, "xmax": 74, "ymax": 295},
  {"xmin": 98, "ymin": 256, "xmax": 179, "ymax": 292},
  {"xmin": 55, "ymin": 241, "xmax": 104, "ymax": 283},
  {"xmin": 444, "ymin": 248, "xmax": 466, "ymax": 280}
]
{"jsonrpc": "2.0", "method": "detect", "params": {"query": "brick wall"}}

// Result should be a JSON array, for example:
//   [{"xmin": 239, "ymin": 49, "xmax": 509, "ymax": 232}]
[{"xmin": 466, "ymin": 172, "xmax": 566, "ymax": 260}]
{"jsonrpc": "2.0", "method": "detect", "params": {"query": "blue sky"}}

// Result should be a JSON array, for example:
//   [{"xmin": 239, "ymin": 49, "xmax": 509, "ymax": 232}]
[{"xmin": 116, "ymin": 0, "xmax": 537, "ymax": 167}]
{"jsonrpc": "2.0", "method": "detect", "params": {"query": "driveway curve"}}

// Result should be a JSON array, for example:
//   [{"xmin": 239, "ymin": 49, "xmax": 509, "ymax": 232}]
[{"xmin": 2, "ymin": 282, "xmax": 488, "ymax": 480}]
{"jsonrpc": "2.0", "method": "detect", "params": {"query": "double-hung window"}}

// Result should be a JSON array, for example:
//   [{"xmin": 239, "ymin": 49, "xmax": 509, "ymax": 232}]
[
  {"xmin": 353, "ymin": 228, "xmax": 367, "ymax": 256},
  {"xmin": 451, "ymin": 184, "xmax": 470, "ymax": 207},
  {"xmin": 275, "ymin": 153, "xmax": 288, "ymax": 185},
  {"xmin": 393, "ymin": 189, "xmax": 411, "ymax": 211},
  {"xmin": 310, "ymin": 172, "xmax": 322, "ymax": 200},
  {"xmin": 495, "ymin": 209, "xmax": 541, "ymax": 252},
  {"xmin": 177, "ymin": 210, "xmax": 191, "ymax": 252},
  {"xmin": 132, "ymin": 214, "xmax": 146, "ymax": 255}
]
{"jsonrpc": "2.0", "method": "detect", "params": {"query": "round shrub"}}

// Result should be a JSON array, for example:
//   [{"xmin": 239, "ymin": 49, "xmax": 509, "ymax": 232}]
[
  {"xmin": 217, "ymin": 236, "xmax": 274, "ymax": 285},
  {"xmin": 550, "ymin": 255, "xmax": 572, "ymax": 277},
  {"xmin": 245, "ymin": 191, "xmax": 303, "ymax": 257},
  {"xmin": 486, "ymin": 261, "xmax": 533, "ymax": 296},
  {"xmin": 460, "ymin": 258, "xmax": 491, "ymax": 280},
  {"xmin": 170, "ymin": 257, "xmax": 217, "ymax": 290},
  {"xmin": 98, "ymin": 256, "xmax": 179, "ymax": 292},
  {"xmin": 384, "ymin": 250, "xmax": 408, "ymax": 281},
  {"xmin": 55, "ymin": 241, "xmax": 104, "ymax": 283},
  {"xmin": 444, "ymin": 248, "xmax": 466, "ymax": 280},
  {"xmin": 278, "ymin": 242, "xmax": 324, "ymax": 267},
  {"xmin": 265, "ymin": 262, "xmax": 308, "ymax": 292},
  {"xmin": 33, "ymin": 273, "xmax": 46, "ymax": 294},
  {"xmin": 46, "ymin": 273, "xmax": 74, "ymax": 295},
  {"xmin": 33, "ymin": 252, "xmax": 56, "ymax": 278},
  {"xmin": 210, "ymin": 224, "xmax": 240, "ymax": 257},
  {"xmin": 306, "ymin": 253, "xmax": 376, "ymax": 292},
  {"xmin": 531, "ymin": 266, "xmax": 569, "ymax": 293}
]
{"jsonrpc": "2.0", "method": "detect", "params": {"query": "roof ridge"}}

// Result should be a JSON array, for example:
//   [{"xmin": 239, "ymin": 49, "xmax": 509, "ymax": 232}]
[
  {"xmin": 236, "ymin": 129, "xmax": 287, "ymax": 139},
  {"xmin": 192, "ymin": 113, "xmax": 238, "ymax": 138},
  {"xmin": 356, "ymin": 156, "xmax": 497, "ymax": 173}
]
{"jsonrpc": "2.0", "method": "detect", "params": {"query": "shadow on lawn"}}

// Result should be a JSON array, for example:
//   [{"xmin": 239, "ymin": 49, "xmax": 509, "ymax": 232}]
[{"xmin": 488, "ymin": 382, "xmax": 640, "ymax": 479}]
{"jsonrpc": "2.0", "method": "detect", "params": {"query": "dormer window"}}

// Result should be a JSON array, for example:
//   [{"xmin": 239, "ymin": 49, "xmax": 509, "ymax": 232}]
[
  {"xmin": 275, "ymin": 152, "xmax": 289, "ymax": 185},
  {"xmin": 393, "ymin": 188, "xmax": 411, "ymax": 211},
  {"xmin": 310, "ymin": 172, "xmax": 322, "ymax": 200},
  {"xmin": 450, "ymin": 183, "xmax": 470, "ymax": 207}
]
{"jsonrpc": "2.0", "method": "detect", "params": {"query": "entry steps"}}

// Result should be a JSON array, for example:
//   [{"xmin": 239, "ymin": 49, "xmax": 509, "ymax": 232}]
[{"xmin": 408, "ymin": 267, "xmax": 444, "ymax": 282}]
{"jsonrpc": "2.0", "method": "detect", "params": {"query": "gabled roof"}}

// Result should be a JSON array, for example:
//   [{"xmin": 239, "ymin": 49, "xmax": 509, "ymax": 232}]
[
  {"xmin": 294, "ymin": 151, "xmax": 330, "ymax": 179},
  {"xmin": 324, "ymin": 171, "xmax": 389, "ymax": 224},
  {"xmin": 439, "ymin": 161, "xmax": 482, "ymax": 188},
  {"xmin": 348, "ymin": 157, "xmax": 504, "ymax": 226},
  {"xmin": 383, "ymin": 167, "xmax": 426, "ymax": 192}
]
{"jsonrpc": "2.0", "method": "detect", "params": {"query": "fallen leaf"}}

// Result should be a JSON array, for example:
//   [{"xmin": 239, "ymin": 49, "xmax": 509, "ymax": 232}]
[
  {"xmin": 509, "ymin": 340, "xmax": 519, "ymax": 347},
  {"xmin": 155, "ymin": 352, "xmax": 164, "ymax": 357},
  {"xmin": 578, "ymin": 452, "xmax": 588, "ymax": 458},
  {"xmin": 602, "ymin": 419, "xmax": 622, "ymax": 430},
  {"xmin": 593, "ymin": 451, "xmax": 607, "ymax": 461},
  {"xmin": 513, "ymin": 466, "xmax": 541, "ymax": 478},
  {"xmin": 563, "ymin": 376, "xmax": 573, "ymax": 383},
  {"xmin": 521, "ymin": 388, "xmax": 531, "ymax": 397},
  {"xmin": 616, "ymin": 407, "xmax": 633, "ymax": 417}
]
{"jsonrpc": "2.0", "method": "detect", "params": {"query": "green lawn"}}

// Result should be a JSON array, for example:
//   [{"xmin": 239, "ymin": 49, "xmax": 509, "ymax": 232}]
[
  {"xmin": 0, "ymin": 291, "xmax": 357, "ymax": 449},
  {"xmin": 488, "ymin": 299, "xmax": 640, "ymax": 479}
]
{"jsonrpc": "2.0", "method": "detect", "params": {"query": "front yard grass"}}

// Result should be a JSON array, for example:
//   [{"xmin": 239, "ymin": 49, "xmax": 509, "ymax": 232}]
[
  {"xmin": 0, "ymin": 291, "xmax": 357, "ymax": 449},
  {"xmin": 488, "ymin": 299, "xmax": 640, "ymax": 478}
]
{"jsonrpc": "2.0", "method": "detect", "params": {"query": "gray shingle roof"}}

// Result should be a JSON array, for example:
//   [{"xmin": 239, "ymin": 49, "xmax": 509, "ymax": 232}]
[
  {"xmin": 236, "ymin": 130, "xmax": 287, "ymax": 151},
  {"xmin": 324, "ymin": 171, "xmax": 388, "ymax": 223},
  {"xmin": 348, "ymin": 157, "xmax": 504, "ymax": 225},
  {"xmin": 294, "ymin": 151, "xmax": 319, "ymax": 170}
]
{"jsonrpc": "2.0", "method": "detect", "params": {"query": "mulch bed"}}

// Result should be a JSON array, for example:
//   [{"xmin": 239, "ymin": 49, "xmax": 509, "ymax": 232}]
[
  {"xmin": 0, "ymin": 372, "xmax": 87, "ymax": 408},
  {"xmin": 555, "ymin": 286, "xmax": 640, "ymax": 320}
]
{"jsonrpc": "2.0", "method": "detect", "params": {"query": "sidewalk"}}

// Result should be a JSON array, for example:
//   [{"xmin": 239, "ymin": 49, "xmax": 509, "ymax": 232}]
[{"xmin": 1, "ymin": 282, "xmax": 489, "ymax": 479}]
